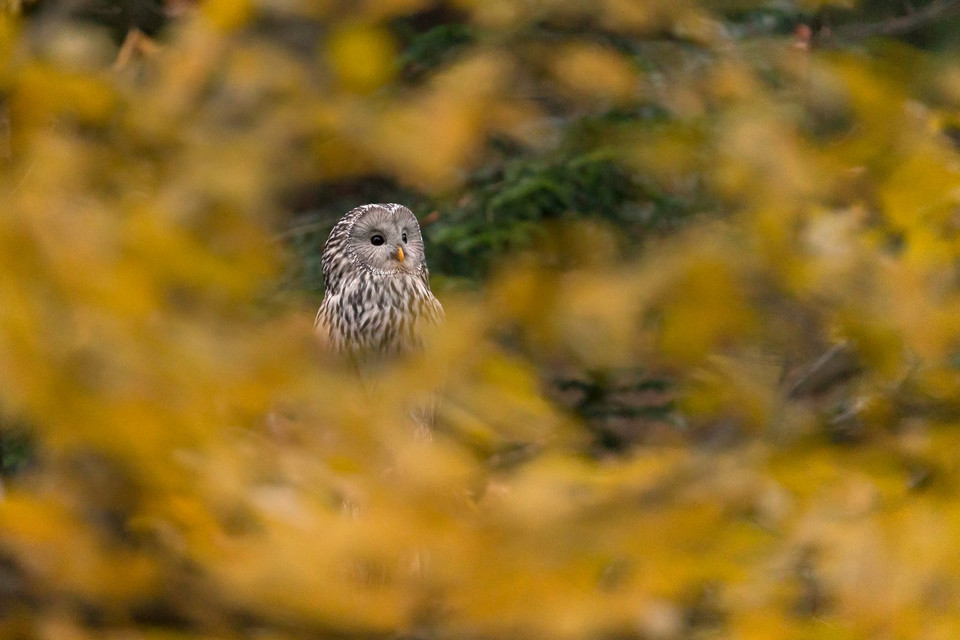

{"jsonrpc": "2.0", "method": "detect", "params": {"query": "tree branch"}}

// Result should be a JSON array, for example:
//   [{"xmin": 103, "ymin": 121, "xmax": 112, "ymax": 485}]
[{"xmin": 833, "ymin": 0, "xmax": 960, "ymax": 39}]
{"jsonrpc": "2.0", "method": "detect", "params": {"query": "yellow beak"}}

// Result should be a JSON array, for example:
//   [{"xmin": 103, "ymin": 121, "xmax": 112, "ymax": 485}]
[{"xmin": 396, "ymin": 246, "xmax": 404, "ymax": 263}]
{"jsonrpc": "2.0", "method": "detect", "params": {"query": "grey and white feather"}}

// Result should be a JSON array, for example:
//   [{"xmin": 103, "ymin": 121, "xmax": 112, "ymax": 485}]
[{"xmin": 315, "ymin": 203, "xmax": 444, "ymax": 358}]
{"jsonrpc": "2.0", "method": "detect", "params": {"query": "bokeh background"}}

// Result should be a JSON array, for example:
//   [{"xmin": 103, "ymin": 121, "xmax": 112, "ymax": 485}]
[{"xmin": 2, "ymin": 0, "xmax": 960, "ymax": 638}]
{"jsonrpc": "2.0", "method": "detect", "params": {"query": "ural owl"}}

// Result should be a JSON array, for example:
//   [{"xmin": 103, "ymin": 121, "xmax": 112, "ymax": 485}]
[{"xmin": 315, "ymin": 203, "xmax": 444, "ymax": 358}]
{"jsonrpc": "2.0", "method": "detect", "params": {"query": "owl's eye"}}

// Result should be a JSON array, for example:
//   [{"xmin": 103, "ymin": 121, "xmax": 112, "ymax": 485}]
[
  {"xmin": 402, "ymin": 232, "xmax": 408, "ymax": 243},
  {"xmin": 370, "ymin": 234, "xmax": 385, "ymax": 246}
]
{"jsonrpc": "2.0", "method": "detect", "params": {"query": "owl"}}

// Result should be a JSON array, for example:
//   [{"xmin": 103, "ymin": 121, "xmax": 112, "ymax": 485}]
[{"xmin": 315, "ymin": 203, "xmax": 444, "ymax": 359}]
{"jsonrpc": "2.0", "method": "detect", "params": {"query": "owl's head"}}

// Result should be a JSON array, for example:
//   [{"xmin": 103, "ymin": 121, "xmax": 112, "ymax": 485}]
[{"xmin": 340, "ymin": 203, "xmax": 427, "ymax": 275}]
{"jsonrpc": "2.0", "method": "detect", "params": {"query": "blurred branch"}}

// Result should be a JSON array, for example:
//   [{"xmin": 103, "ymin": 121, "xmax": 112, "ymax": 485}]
[
  {"xmin": 113, "ymin": 28, "xmax": 161, "ymax": 69},
  {"xmin": 786, "ymin": 342, "xmax": 860, "ymax": 399},
  {"xmin": 274, "ymin": 220, "xmax": 330, "ymax": 242},
  {"xmin": 833, "ymin": 0, "xmax": 960, "ymax": 39}
]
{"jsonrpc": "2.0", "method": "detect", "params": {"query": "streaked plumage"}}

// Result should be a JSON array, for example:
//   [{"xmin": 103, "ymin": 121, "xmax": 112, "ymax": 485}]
[{"xmin": 315, "ymin": 203, "xmax": 443, "ymax": 358}]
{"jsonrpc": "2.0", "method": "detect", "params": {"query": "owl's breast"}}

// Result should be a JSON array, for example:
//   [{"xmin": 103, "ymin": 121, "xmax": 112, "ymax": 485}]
[{"xmin": 317, "ymin": 271, "xmax": 442, "ymax": 357}]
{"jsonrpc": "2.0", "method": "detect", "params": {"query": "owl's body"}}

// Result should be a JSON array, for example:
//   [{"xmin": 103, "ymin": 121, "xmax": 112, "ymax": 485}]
[{"xmin": 315, "ymin": 203, "xmax": 443, "ymax": 358}]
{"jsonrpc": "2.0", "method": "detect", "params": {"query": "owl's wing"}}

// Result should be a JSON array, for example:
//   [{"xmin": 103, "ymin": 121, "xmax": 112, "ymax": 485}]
[
  {"xmin": 424, "ymin": 293, "xmax": 444, "ymax": 325},
  {"xmin": 419, "ymin": 267, "xmax": 444, "ymax": 325},
  {"xmin": 313, "ymin": 304, "xmax": 324, "ymax": 328},
  {"xmin": 314, "ymin": 294, "xmax": 340, "ymax": 351}
]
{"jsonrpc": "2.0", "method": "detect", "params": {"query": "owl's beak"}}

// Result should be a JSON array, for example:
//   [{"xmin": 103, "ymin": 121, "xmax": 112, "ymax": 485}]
[{"xmin": 396, "ymin": 246, "xmax": 405, "ymax": 263}]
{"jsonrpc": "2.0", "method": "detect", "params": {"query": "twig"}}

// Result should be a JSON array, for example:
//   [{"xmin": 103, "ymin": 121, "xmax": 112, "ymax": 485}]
[
  {"xmin": 273, "ymin": 220, "xmax": 331, "ymax": 242},
  {"xmin": 833, "ymin": 0, "xmax": 960, "ymax": 39},
  {"xmin": 114, "ymin": 29, "xmax": 162, "ymax": 71}
]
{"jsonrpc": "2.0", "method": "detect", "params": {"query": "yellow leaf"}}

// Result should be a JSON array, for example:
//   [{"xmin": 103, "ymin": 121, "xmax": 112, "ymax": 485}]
[
  {"xmin": 325, "ymin": 24, "xmax": 397, "ymax": 94},
  {"xmin": 201, "ymin": 0, "xmax": 254, "ymax": 31},
  {"xmin": 550, "ymin": 43, "xmax": 638, "ymax": 104}
]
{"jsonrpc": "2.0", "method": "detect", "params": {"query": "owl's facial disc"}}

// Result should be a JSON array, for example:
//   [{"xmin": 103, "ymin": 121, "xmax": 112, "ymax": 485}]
[{"xmin": 349, "ymin": 205, "xmax": 425, "ymax": 274}]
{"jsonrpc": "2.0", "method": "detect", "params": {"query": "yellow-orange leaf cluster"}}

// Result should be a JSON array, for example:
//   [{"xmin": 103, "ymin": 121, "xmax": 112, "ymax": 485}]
[{"xmin": 0, "ymin": 2, "xmax": 959, "ymax": 639}]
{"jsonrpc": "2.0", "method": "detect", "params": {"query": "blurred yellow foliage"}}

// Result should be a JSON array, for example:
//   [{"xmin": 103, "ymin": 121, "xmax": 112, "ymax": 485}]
[
  {"xmin": 202, "ymin": 0, "xmax": 255, "ymax": 31},
  {"xmin": 550, "ymin": 42, "xmax": 639, "ymax": 105},
  {"xmin": 0, "ymin": 2, "xmax": 960, "ymax": 639},
  {"xmin": 325, "ymin": 23, "xmax": 398, "ymax": 93}
]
